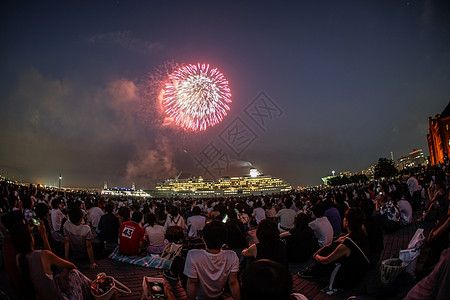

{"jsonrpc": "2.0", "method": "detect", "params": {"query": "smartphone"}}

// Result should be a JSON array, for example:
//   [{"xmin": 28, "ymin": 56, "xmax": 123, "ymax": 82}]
[
  {"xmin": 146, "ymin": 277, "xmax": 166, "ymax": 299},
  {"xmin": 29, "ymin": 217, "xmax": 40, "ymax": 227}
]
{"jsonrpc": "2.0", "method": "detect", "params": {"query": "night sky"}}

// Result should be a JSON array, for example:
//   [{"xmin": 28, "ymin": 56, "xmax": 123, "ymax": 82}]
[{"xmin": 1, "ymin": 0, "xmax": 449, "ymax": 189}]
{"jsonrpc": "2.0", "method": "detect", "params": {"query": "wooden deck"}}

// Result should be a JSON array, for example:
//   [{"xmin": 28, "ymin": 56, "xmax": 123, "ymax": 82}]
[{"xmin": 0, "ymin": 216, "xmax": 435, "ymax": 299}]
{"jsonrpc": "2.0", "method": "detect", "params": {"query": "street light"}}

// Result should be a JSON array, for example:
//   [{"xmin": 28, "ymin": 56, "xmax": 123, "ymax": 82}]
[
  {"xmin": 59, "ymin": 174, "xmax": 62, "ymax": 190},
  {"xmin": 332, "ymin": 170, "xmax": 335, "ymax": 176}
]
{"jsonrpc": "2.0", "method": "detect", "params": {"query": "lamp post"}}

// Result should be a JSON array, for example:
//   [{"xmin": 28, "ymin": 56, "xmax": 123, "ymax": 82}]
[
  {"xmin": 332, "ymin": 170, "xmax": 335, "ymax": 176},
  {"xmin": 59, "ymin": 174, "xmax": 62, "ymax": 190}
]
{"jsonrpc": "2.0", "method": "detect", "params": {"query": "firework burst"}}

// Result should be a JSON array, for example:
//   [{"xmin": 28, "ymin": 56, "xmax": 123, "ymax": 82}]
[{"xmin": 162, "ymin": 63, "xmax": 231, "ymax": 131}]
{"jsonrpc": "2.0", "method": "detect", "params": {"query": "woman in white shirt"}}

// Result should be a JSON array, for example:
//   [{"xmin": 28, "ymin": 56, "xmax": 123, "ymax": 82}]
[{"xmin": 144, "ymin": 213, "xmax": 168, "ymax": 254}]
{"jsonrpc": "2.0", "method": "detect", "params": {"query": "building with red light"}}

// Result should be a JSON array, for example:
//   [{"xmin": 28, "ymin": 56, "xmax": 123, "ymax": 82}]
[{"xmin": 427, "ymin": 102, "xmax": 450, "ymax": 165}]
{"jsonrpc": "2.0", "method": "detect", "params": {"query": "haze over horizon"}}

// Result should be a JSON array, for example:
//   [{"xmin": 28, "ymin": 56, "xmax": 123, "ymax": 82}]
[{"xmin": 1, "ymin": 0, "xmax": 449, "ymax": 189}]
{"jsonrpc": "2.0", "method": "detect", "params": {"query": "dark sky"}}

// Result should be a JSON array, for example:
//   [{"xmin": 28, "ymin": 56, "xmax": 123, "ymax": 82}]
[{"xmin": 1, "ymin": 0, "xmax": 449, "ymax": 189}]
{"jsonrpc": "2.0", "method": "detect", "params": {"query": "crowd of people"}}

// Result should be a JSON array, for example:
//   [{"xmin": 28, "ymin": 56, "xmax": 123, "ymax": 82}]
[{"xmin": 1, "ymin": 164, "xmax": 449, "ymax": 299}]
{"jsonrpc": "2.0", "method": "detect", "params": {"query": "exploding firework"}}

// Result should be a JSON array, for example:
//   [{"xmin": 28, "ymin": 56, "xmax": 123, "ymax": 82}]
[{"xmin": 162, "ymin": 63, "xmax": 231, "ymax": 131}]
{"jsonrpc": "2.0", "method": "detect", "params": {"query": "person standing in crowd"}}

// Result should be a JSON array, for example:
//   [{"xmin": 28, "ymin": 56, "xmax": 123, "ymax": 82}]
[
  {"xmin": 119, "ymin": 211, "xmax": 145, "ymax": 256},
  {"xmin": 183, "ymin": 220, "xmax": 240, "ymax": 300}
]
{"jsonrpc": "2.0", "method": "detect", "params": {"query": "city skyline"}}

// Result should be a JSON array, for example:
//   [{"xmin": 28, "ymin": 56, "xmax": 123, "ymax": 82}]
[{"xmin": 1, "ymin": 1, "xmax": 449, "ymax": 188}]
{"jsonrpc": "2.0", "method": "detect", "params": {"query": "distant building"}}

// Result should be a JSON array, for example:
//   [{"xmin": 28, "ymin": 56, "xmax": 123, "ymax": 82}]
[
  {"xmin": 154, "ymin": 169, "xmax": 292, "ymax": 198},
  {"xmin": 321, "ymin": 175, "xmax": 341, "ymax": 186},
  {"xmin": 397, "ymin": 149, "xmax": 427, "ymax": 170},
  {"xmin": 427, "ymin": 102, "xmax": 450, "ymax": 165},
  {"xmin": 361, "ymin": 165, "xmax": 375, "ymax": 177}
]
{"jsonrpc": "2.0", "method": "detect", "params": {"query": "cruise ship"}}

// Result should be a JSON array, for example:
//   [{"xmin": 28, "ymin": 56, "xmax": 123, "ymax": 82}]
[{"xmin": 153, "ymin": 168, "xmax": 292, "ymax": 198}]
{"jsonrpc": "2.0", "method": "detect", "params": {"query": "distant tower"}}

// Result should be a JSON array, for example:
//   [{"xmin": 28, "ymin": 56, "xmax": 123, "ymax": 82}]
[
  {"xmin": 104, "ymin": 181, "xmax": 108, "ymax": 189},
  {"xmin": 390, "ymin": 152, "xmax": 394, "ymax": 161},
  {"xmin": 132, "ymin": 182, "xmax": 136, "ymax": 190}
]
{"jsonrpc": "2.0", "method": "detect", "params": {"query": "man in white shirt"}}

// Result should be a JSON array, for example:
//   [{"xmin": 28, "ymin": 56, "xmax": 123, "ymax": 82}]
[
  {"xmin": 276, "ymin": 199, "xmax": 296, "ymax": 233},
  {"xmin": 252, "ymin": 201, "xmax": 266, "ymax": 225},
  {"xmin": 50, "ymin": 198, "xmax": 66, "ymax": 232},
  {"xmin": 186, "ymin": 206, "xmax": 206, "ymax": 239},
  {"xmin": 183, "ymin": 220, "xmax": 240, "ymax": 300},
  {"xmin": 407, "ymin": 171, "xmax": 421, "ymax": 210},
  {"xmin": 87, "ymin": 199, "xmax": 105, "ymax": 233},
  {"xmin": 398, "ymin": 197, "xmax": 413, "ymax": 226},
  {"xmin": 308, "ymin": 202, "xmax": 333, "ymax": 247},
  {"xmin": 407, "ymin": 172, "xmax": 419, "ymax": 196}
]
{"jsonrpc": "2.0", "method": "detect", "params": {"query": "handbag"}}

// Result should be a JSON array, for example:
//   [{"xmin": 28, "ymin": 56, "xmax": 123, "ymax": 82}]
[
  {"xmin": 91, "ymin": 272, "xmax": 131, "ymax": 300},
  {"xmin": 160, "ymin": 242, "xmax": 182, "ymax": 261}
]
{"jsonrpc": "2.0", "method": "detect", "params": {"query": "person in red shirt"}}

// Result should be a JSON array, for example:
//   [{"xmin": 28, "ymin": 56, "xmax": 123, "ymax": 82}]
[{"xmin": 119, "ymin": 211, "xmax": 145, "ymax": 255}]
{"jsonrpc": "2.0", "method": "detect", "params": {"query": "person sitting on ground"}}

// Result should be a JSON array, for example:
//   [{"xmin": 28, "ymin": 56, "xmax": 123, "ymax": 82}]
[
  {"xmin": 87, "ymin": 198, "xmax": 105, "ymax": 234},
  {"xmin": 164, "ymin": 205, "xmax": 186, "ymax": 243},
  {"xmin": 237, "ymin": 203, "xmax": 251, "ymax": 232},
  {"xmin": 308, "ymin": 202, "xmax": 333, "ymax": 247},
  {"xmin": 50, "ymin": 198, "xmax": 66, "ymax": 233},
  {"xmin": 242, "ymin": 219, "xmax": 288, "ymax": 266},
  {"xmin": 119, "ymin": 210, "xmax": 145, "ymax": 256},
  {"xmin": 397, "ymin": 193, "xmax": 414, "ymax": 226},
  {"xmin": 416, "ymin": 206, "xmax": 450, "ymax": 279},
  {"xmin": 117, "ymin": 205, "xmax": 131, "ymax": 225},
  {"xmin": 224, "ymin": 209, "xmax": 247, "ymax": 256},
  {"xmin": 2, "ymin": 210, "xmax": 36, "ymax": 299},
  {"xmin": 276, "ymin": 199, "xmax": 297, "ymax": 233},
  {"xmin": 359, "ymin": 198, "xmax": 384, "ymax": 261},
  {"xmin": 404, "ymin": 245, "xmax": 450, "ymax": 300},
  {"xmin": 186, "ymin": 206, "xmax": 206, "ymax": 239},
  {"xmin": 183, "ymin": 220, "xmax": 240, "ymax": 300},
  {"xmin": 34, "ymin": 203, "xmax": 55, "ymax": 251},
  {"xmin": 11, "ymin": 217, "xmax": 93, "ymax": 300},
  {"xmin": 144, "ymin": 213, "xmax": 168, "ymax": 254},
  {"xmin": 252, "ymin": 201, "xmax": 266, "ymax": 225},
  {"xmin": 334, "ymin": 193, "xmax": 349, "ymax": 222},
  {"xmin": 265, "ymin": 203, "xmax": 277, "ymax": 221},
  {"xmin": 241, "ymin": 259, "xmax": 307, "ymax": 300},
  {"xmin": 323, "ymin": 198, "xmax": 342, "ymax": 236},
  {"xmin": 421, "ymin": 181, "xmax": 446, "ymax": 222},
  {"xmin": 63, "ymin": 206, "xmax": 98, "ymax": 269},
  {"xmin": 298, "ymin": 208, "xmax": 371, "ymax": 291},
  {"xmin": 22, "ymin": 196, "xmax": 36, "ymax": 222},
  {"xmin": 281, "ymin": 213, "xmax": 319, "ymax": 263},
  {"xmin": 98, "ymin": 203, "xmax": 120, "ymax": 248},
  {"xmin": 375, "ymin": 192, "xmax": 400, "ymax": 233}
]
